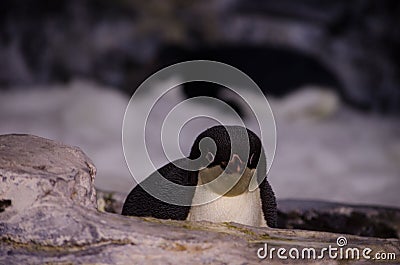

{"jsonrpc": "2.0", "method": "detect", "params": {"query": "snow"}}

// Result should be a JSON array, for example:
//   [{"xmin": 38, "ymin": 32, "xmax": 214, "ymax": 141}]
[{"xmin": 1, "ymin": 80, "xmax": 399, "ymax": 207}]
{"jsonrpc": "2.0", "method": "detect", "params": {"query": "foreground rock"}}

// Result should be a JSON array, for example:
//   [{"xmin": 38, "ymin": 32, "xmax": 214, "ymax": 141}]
[
  {"xmin": 2, "ymin": 1, "xmax": 400, "ymax": 113},
  {"xmin": 1, "ymin": 135, "xmax": 399, "ymax": 264},
  {"xmin": 97, "ymin": 191, "xmax": 400, "ymax": 240}
]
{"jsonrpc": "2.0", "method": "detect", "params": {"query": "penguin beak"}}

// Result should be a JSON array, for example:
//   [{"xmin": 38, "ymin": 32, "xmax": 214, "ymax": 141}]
[{"xmin": 225, "ymin": 154, "xmax": 246, "ymax": 174}]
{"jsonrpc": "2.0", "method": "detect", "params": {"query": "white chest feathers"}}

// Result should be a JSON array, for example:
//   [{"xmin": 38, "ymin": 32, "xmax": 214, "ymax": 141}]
[{"xmin": 187, "ymin": 185, "xmax": 267, "ymax": 227}]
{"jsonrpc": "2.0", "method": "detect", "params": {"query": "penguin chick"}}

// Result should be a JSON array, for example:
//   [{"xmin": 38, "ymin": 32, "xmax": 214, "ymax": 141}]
[{"xmin": 122, "ymin": 125, "xmax": 277, "ymax": 227}]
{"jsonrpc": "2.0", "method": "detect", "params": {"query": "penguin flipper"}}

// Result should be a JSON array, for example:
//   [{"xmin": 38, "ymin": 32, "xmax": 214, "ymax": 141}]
[
  {"xmin": 122, "ymin": 159, "xmax": 197, "ymax": 220},
  {"xmin": 259, "ymin": 178, "xmax": 277, "ymax": 228}
]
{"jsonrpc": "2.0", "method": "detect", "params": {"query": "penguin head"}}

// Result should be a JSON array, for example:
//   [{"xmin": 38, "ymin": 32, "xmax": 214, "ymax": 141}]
[{"xmin": 189, "ymin": 125, "xmax": 265, "ymax": 196}]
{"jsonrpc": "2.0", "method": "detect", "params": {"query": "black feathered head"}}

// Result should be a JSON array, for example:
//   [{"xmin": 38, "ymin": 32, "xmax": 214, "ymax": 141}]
[{"xmin": 189, "ymin": 125, "xmax": 266, "ymax": 175}]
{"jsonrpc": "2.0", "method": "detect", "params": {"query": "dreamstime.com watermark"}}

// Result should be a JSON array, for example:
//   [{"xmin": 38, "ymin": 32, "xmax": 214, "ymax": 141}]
[{"xmin": 257, "ymin": 236, "xmax": 397, "ymax": 261}]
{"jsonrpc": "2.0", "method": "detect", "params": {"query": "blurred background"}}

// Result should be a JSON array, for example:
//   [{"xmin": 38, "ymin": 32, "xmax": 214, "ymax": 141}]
[{"xmin": 0, "ymin": 0, "xmax": 399, "ymax": 207}]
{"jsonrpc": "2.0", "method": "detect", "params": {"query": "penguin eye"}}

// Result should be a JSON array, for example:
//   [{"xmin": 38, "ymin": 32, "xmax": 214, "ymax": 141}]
[
  {"xmin": 205, "ymin": 151, "xmax": 215, "ymax": 163},
  {"xmin": 220, "ymin": 161, "xmax": 227, "ymax": 169}
]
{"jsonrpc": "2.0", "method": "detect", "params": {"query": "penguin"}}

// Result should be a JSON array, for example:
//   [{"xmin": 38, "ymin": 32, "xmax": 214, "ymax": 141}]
[{"xmin": 122, "ymin": 125, "xmax": 277, "ymax": 227}]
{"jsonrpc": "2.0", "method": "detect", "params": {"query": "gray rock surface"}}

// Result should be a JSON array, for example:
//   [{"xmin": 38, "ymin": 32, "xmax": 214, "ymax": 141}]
[{"xmin": 1, "ymin": 134, "xmax": 399, "ymax": 264}]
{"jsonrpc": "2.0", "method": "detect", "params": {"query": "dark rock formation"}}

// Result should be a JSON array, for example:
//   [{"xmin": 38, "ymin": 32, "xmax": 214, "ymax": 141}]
[
  {"xmin": 1, "ymin": 134, "xmax": 399, "ymax": 264},
  {"xmin": 153, "ymin": 45, "xmax": 344, "ymax": 117},
  {"xmin": 277, "ymin": 200, "xmax": 400, "ymax": 239},
  {"xmin": 0, "ymin": 0, "xmax": 399, "ymax": 113}
]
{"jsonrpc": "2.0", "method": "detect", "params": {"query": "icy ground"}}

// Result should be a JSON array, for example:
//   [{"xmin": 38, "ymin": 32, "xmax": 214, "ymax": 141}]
[{"xmin": 1, "ymin": 79, "xmax": 399, "ymax": 207}]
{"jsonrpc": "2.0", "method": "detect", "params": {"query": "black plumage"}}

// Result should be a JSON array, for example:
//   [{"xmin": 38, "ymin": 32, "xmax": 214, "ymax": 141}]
[{"xmin": 122, "ymin": 125, "xmax": 277, "ymax": 227}]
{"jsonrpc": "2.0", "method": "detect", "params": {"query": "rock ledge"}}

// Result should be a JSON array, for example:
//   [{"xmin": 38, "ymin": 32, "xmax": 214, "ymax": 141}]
[{"xmin": 1, "ymin": 134, "xmax": 399, "ymax": 264}]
